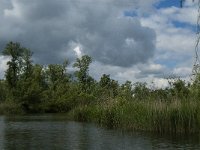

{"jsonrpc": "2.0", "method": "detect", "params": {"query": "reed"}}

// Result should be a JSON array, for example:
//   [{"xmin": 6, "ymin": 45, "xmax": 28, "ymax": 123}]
[{"xmin": 68, "ymin": 96, "xmax": 200, "ymax": 134}]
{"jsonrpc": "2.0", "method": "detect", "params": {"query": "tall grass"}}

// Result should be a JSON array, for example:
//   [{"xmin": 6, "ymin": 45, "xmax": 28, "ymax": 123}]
[
  {"xmin": 0, "ymin": 101, "xmax": 23, "ymax": 115},
  {"xmin": 68, "ymin": 96, "xmax": 200, "ymax": 134}
]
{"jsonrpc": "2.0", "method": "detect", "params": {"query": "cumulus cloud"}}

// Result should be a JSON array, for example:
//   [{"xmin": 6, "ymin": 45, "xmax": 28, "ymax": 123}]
[
  {"xmin": 134, "ymin": 63, "xmax": 168, "ymax": 79},
  {"xmin": 0, "ymin": 0, "xmax": 197, "ymax": 88},
  {"xmin": 0, "ymin": 0, "xmax": 157, "ymax": 67},
  {"xmin": 141, "ymin": 2, "xmax": 196, "ymax": 78},
  {"xmin": 173, "ymin": 67, "xmax": 192, "ymax": 78}
]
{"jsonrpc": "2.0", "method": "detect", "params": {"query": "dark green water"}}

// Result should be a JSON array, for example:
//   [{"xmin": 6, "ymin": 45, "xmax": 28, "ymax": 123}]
[{"xmin": 0, "ymin": 115, "xmax": 200, "ymax": 150}]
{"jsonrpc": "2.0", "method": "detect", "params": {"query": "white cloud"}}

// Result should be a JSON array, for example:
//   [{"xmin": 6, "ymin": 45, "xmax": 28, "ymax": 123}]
[
  {"xmin": 0, "ymin": 0, "xmax": 157, "ymax": 67},
  {"xmin": 173, "ymin": 67, "xmax": 192, "ymax": 77},
  {"xmin": 138, "ymin": 1, "xmax": 197, "ymax": 87},
  {"xmin": 143, "ymin": 6, "xmax": 196, "ymax": 53},
  {"xmin": 151, "ymin": 78, "xmax": 169, "ymax": 89},
  {"xmin": 73, "ymin": 46, "xmax": 83, "ymax": 58},
  {"xmin": 141, "ymin": 8, "xmax": 196, "ymax": 53},
  {"xmin": 0, "ymin": 56, "xmax": 9, "ymax": 79},
  {"xmin": 4, "ymin": 0, "xmax": 22, "ymax": 18},
  {"xmin": 160, "ymin": 6, "xmax": 196, "ymax": 25},
  {"xmin": 0, "ymin": 0, "xmax": 198, "ymax": 89}
]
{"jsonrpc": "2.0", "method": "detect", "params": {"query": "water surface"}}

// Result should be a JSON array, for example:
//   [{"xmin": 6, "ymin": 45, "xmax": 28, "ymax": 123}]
[{"xmin": 0, "ymin": 115, "xmax": 200, "ymax": 150}]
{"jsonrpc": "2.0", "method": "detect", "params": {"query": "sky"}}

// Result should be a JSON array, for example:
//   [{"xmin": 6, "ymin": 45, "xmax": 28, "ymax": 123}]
[{"xmin": 0, "ymin": 0, "xmax": 198, "ymax": 88}]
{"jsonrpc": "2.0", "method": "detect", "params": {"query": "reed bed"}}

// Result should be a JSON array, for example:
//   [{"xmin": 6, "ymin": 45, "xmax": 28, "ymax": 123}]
[{"xmin": 68, "ymin": 96, "xmax": 200, "ymax": 134}]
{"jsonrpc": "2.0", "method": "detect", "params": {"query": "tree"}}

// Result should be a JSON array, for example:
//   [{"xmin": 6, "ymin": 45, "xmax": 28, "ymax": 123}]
[
  {"xmin": 133, "ymin": 82, "xmax": 150, "ymax": 100},
  {"xmin": 2, "ymin": 42, "xmax": 45, "ymax": 112},
  {"xmin": 2, "ymin": 42, "xmax": 24, "ymax": 88},
  {"xmin": 18, "ymin": 64, "xmax": 46, "ymax": 112},
  {"xmin": 168, "ymin": 79, "xmax": 190, "ymax": 99},
  {"xmin": 99, "ymin": 74, "xmax": 119, "ymax": 98},
  {"xmin": 47, "ymin": 65, "xmax": 65, "ymax": 87},
  {"xmin": 21, "ymin": 48, "xmax": 33, "ymax": 79},
  {"xmin": 99, "ymin": 74, "xmax": 111, "ymax": 88},
  {"xmin": 73, "ymin": 55, "xmax": 92, "ymax": 92},
  {"xmin": 119, "ymin": 81, "xmax": 133, "ymax": 101},
  {"xmin": 2, "ymin": 42, "xmax": 33, "ymax": 88}
]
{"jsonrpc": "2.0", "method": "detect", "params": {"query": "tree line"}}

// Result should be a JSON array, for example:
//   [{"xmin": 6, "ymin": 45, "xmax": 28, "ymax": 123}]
[
  {"xmin": 0, "ymin": 42, "xmax": 134, "ymax": 113},
  {"xmin": 1, "ymin": 42, "xmax": 200, "ymax": 134}
]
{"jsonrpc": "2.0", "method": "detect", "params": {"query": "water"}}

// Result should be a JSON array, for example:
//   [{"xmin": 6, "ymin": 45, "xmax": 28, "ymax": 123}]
[{"xmin": 0, "ymin": 115, "xmax": 200, "ymax": 150}]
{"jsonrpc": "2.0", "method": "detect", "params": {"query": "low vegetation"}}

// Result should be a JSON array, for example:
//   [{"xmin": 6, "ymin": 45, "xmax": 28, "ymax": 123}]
[{"xmin": 1, "ymin": 42, "xmax": 200, "ymax": 134}]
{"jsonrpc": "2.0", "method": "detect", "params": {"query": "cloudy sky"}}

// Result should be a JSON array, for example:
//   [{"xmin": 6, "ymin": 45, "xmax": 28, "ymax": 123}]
[{"xmin": 0, "ymin": 0, "xmax": 198, "ymax": 88}]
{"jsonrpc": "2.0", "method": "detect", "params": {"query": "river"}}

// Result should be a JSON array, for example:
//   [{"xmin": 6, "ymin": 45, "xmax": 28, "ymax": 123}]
[{"xmin": 0, "ymin": 115, "xmax": 199, "ymax": 150}]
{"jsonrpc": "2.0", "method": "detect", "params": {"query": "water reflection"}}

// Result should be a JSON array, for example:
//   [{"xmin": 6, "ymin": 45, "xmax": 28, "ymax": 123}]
[{"xmin": 0, "ymin": 115, "xmax": 200, "ymax": 150}]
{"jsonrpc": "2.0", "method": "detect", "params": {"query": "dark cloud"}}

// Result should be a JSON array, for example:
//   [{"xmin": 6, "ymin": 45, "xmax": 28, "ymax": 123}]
[{"xmin": 0, "ymin": 0, "xmax": 156, "ymax": 67}]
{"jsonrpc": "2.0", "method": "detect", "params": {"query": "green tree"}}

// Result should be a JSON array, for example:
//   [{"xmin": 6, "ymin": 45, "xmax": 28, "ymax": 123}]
[
  {"xmin": 46, "ymin": 63, "xmax": 68, "ymax": 89},
  {"xmin": 99, "ymin": 74, "xmax": 119, "ymax": 98},
  {"xmin": 43, "ymin": 60, "xmax": 71, "ymax": 112},
  {"xmin": 73, "ymin": 55, "xmax": 92, "ymax": 93},
  {"xmin": 133, "ymin": 82, "xmax": 150, "ymax": 100},
  {"xmin": 1, "ymin": 42, "xmax": 47, "ymax": 112},
  {"xmin": 21, "ymin": 48, "xmax": 33, "ymax": 79},
  {"xmin": 2, "ymin": 42, "xmax": 33, "ymax": 88},
  {"xmin": 168, "ymin": 78, "xmax": 190, "ymax": 99},
  {"xmin": 18, "ymin": 64, "xmax": 46, "ymax": 112},
  {"xmin": 2, "ymin": 42, "xmax": 24, "ymax": 88},
  {"xmin": 119, "ymin": 81, "xmax": 133, "ymax": 101},
  {"xmin": 99, "ymin": 74, "xmax": 111, "ymax": 89}
]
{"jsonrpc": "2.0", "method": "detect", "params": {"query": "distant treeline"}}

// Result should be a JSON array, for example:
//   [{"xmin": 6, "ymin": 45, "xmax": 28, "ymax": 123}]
[{"xmin": 1, "ymin": 42, "xmax": 200, "ymax": 134}]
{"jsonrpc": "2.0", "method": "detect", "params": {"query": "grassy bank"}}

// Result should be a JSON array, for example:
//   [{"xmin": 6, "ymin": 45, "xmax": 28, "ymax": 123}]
[
  {"xmin": 67, "ymin": 97, "xmax": 200, "ymax": 134},
  {"xmin": 1, "ymin": 79, "xmax": 200, "ymax": 134},
  {"xmin": 0, "ymin": 101, "xmax": 23, "ymax": 115},
  {"xmin": 1, "ymin": 89, "xmax": 200, "ymax": 134}
]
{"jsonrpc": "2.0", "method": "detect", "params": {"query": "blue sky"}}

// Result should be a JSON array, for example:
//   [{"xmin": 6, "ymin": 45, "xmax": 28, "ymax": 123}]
[
  {"xmin": 123, "ymin": 0, "xmax": 196, "ymax": 71},
  {"xmin": 124, "ymin": 0, "xmax": 196, "ymax": 31},
  {"xmin": 156, "ymin": 0, "xmax": 181, "ymax": 8},
  {"xmin": 134, "ymin": 0, "xmax": 196, "ymax": 85},
  {"xmin": 158, "ymin": 0, "xmax": 196, "ymax": 31}
]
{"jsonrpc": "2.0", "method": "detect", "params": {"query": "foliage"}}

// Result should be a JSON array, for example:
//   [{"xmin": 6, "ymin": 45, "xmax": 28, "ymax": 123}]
[
  {"xmin": 1, "ymin": 42, "xmax": 200, "ymax": 134},
  {"xmin": 73, "ymin": 55, "xmax": 93, "ymax": 93}
]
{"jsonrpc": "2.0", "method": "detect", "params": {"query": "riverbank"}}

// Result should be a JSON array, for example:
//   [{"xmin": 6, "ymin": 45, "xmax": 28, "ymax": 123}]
[
  {"xmin": 1, "ymin": 95, "xmax": 200, "ymax": 134},
  {"xmin": 66, "ymin": 97, "xmax": 200, "ymax": 134}
]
